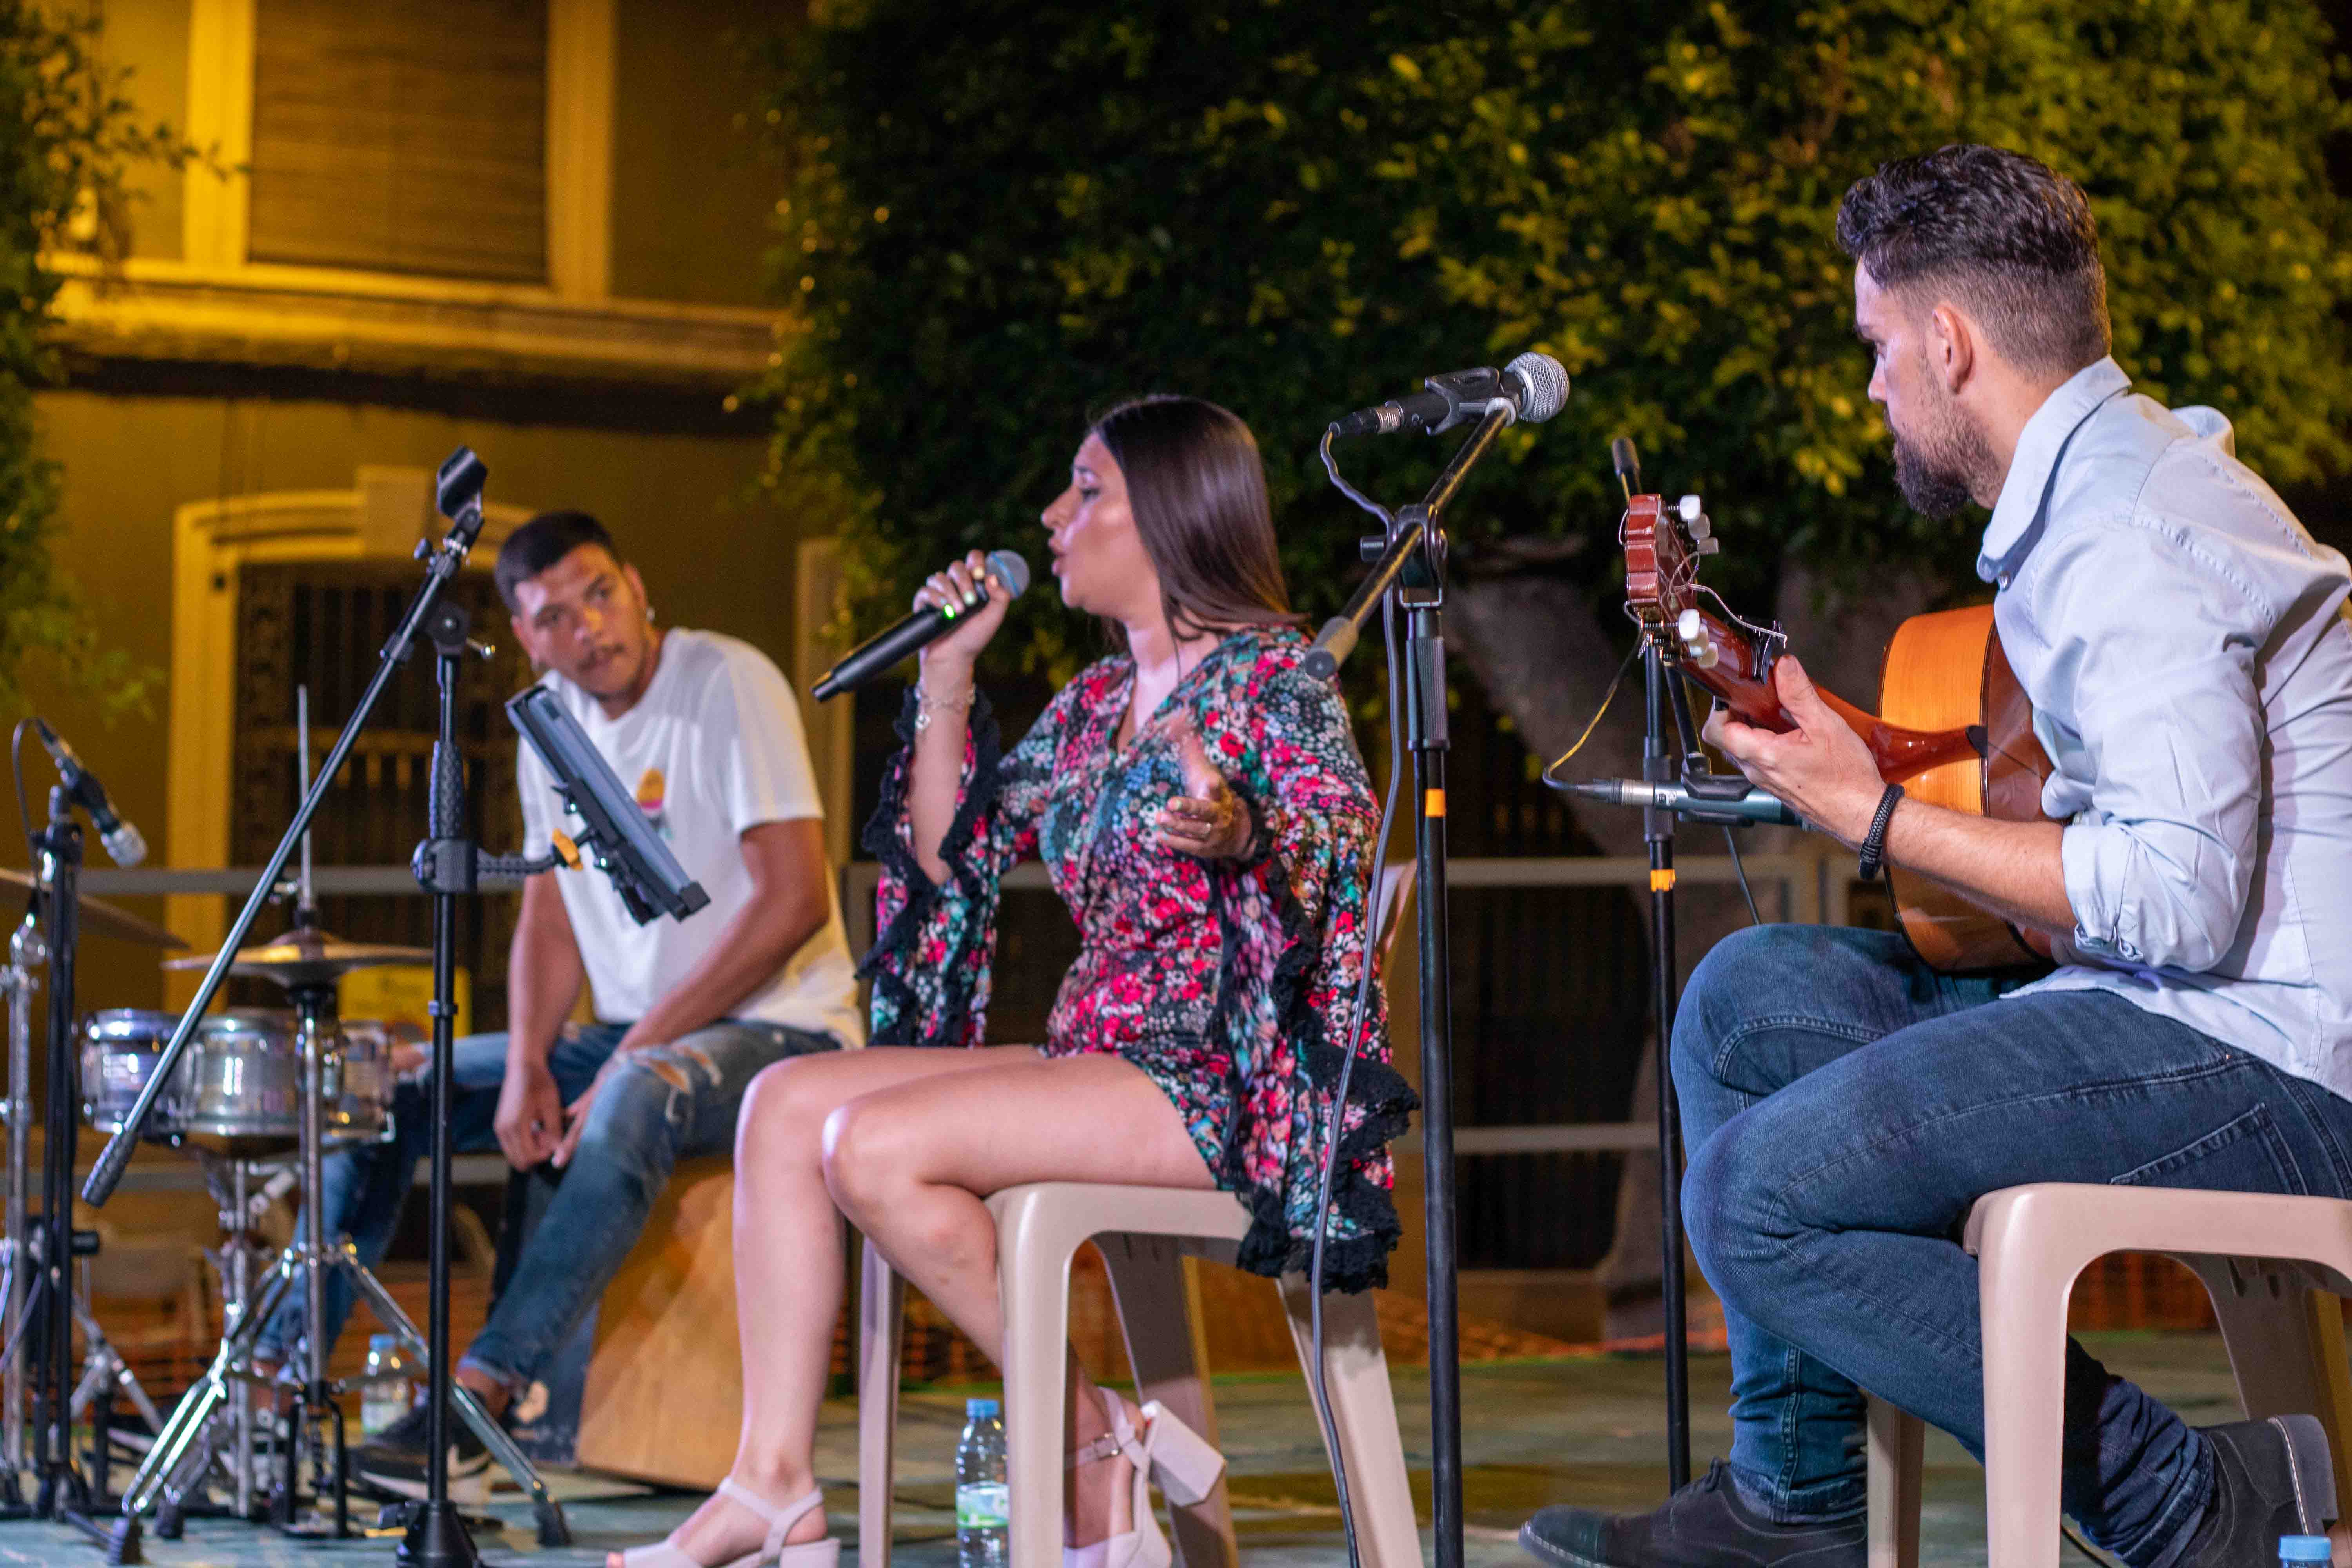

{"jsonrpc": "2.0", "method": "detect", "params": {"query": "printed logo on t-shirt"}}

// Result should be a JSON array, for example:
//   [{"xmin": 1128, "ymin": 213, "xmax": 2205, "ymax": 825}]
[{"xmin": 634, "ymin": 768, "xmax": 672, "ymax": 841}]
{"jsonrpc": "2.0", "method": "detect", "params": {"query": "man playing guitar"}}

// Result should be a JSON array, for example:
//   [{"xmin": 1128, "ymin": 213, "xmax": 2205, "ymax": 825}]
[{"xmin": 1522, "ymin": 145, "xmax": 2352, "ymax": 1568}]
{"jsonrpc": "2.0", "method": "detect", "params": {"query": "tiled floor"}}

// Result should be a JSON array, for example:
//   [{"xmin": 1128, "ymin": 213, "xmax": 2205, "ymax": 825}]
[{"xmin": 0, "ymin": 1331, "xmax": 2246, "ymax": 1565}]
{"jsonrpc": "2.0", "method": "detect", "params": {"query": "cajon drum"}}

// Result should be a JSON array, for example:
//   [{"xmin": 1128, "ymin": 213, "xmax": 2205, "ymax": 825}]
[{"xmin": 574, "ymin": 1156, "xmax": 743, "ymax": 1487}]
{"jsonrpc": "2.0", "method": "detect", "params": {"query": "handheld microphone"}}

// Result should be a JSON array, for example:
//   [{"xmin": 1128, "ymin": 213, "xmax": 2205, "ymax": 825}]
[
  {"xmin": 32, "ymin": 719, "xmax": 147, "ymax": 866},
  {"xmin": 1570, "ymin": 777, "xmax": 1801, "ymax": 828},
  {"xmin": 811, "ymin": 550, "xmax": 1032, "ymax": 702},
  {"xmin": 1331, "ymin": 350, "xmax": 1570, "ymax": 438}
]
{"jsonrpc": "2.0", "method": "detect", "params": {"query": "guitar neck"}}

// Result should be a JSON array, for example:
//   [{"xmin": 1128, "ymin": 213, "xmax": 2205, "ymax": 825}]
[{"xmin": 1678, "ymin": 647, "xmax": 1981, "ymax": 783}]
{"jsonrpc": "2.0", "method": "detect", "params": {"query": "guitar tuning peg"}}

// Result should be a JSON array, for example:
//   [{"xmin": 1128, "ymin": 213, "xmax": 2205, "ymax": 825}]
[
  {"xmin": 1688, "ymin": 514, "xmax": 1712, "ymax": 543},
  {"xmin": 1697, "ymin": 537, "xmax": 1720, "ymax": 556},
  {"xmin": 1675, "ymin": 607, "xmax": 1720, "ymax": 669},
  {"xmin": 1676, "ymin": 494, "xmax": 1703, "ymax": 524}
]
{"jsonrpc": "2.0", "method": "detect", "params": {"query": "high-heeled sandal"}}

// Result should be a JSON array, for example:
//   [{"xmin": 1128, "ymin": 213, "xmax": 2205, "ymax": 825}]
[
  {"xmin": 618, "ymin": 1480, "xmax": 837, "ymax": 1568},
  {"xmin": 1062, "ymin": 1390, "xmax": 1227, "ymax": 1568}
]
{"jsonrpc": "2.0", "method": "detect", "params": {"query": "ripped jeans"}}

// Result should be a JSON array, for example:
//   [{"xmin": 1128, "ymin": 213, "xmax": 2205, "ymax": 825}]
[{"xmin": 253, "ymin": 1019, "xmax": 837, "ymax": 1393}]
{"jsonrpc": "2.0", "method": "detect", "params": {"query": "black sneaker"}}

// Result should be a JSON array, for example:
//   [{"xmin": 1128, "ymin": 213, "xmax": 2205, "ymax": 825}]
[
  {"xmin": 1520, "ymin": 1461, "xmax": 1864, "ymax": 1568},
  {"xmin": 350, "ymin": 1402, "xmax": 494, "ymax": 1503},
  {"xmin": 2177, "ymin": 1415, "xmax": 2337, "ymax": 1568}
]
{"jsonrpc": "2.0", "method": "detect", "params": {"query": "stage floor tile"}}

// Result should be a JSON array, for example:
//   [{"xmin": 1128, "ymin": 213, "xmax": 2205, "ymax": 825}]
[{"xmin": 0, "ymin": 1330, "xmax": 2240, "ymax": 1565}]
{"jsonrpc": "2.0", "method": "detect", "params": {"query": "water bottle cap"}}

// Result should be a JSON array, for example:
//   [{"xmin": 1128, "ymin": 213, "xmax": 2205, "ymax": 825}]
[
  {"xmin": 2280, "ymin": 1537, "xmax": 2332, "ymax": 1563},
  {"xmin": 368, "ymin": 1333, "xmax": 397, "ymax": 1352},
  {"xmin": 966, "ymin": 1397, "xmax": 1000, "ymax": 1418}
]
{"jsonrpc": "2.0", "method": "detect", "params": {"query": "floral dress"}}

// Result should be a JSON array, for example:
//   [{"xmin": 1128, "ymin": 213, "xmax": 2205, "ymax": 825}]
[{"xmin": 860, "ymin": 626, "xmax": 1416, "ymax": 1290}]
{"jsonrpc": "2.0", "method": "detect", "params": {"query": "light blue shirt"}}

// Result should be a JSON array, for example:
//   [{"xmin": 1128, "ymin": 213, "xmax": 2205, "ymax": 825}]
[{"xmin": 1982, "ymin": 358, "xmax": 2352, "ymax": 1101}]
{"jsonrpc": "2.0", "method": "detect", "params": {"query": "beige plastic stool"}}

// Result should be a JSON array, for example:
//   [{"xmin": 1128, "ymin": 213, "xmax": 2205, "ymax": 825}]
[
  {"xmin": 1864, "ymin": 1182, "xmax": 2352, "ymax": 1568},
  {"xmin": 857, "ymin": 864, "xmax": 1420, "ymax": 1568},
  {"xmin": 855, "ymin": 1185, "xmax": 1421, "ymax": 1568}
]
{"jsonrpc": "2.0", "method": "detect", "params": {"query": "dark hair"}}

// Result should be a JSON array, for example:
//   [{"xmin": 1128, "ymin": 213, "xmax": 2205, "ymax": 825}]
[
  {"xmin": 1087, "ymin": 396, "xmax": 1299, "ymax": 646},
  {"xmin": 495, "ymin": 511, "xmax": 619, "ymax": 610},
  {"xmin": 1836, "ymin": 144, "xmax": 2110, "ymax": 376}
]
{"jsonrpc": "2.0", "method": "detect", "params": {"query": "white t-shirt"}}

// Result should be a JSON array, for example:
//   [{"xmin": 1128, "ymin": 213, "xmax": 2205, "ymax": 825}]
[{"xmin": 515, "ymin": 628, "xmax": 864, "ymax": 1049}]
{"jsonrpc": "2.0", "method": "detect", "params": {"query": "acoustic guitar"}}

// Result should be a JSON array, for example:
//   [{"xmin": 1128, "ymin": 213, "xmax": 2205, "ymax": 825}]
[{"xmin": 1621, "ymin": 493, "xmax": 2056, "ymax": 974}]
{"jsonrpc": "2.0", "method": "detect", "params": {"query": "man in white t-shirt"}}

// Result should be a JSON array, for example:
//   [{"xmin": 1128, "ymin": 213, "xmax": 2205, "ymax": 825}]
[{"xmin": 257, "ymin": 511, "xmax": 862, "ymax": 1499}]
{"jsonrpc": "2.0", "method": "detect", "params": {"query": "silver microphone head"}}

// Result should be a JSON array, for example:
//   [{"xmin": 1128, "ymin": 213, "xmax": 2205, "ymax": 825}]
[
  {"xmin": 1505, "ymin": 351, "xmax": 1571, "ymax": 423},
  {"xmin": 985, "ymin": 549, "xmax": 1032, "ymax": 598},
  {"xmin": 102, "ymin": 822, "xmax": 147, "ymax": 869}
]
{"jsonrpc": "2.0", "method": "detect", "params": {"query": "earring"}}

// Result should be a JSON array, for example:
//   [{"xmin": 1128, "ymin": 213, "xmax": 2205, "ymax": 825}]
[{"xmin": 645, "ymin": 604, "xmax": 657, "ymax": 624}]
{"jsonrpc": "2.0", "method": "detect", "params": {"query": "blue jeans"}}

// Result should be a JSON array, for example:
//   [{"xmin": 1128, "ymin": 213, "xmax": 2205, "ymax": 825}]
[
  {"xmin": 1674, "ymin": 926, "xmax": 2352, "ymax": 1568},
  {"xmin": 256, "ymin": 1018, "xmax": 837, "ymax": 1390}
]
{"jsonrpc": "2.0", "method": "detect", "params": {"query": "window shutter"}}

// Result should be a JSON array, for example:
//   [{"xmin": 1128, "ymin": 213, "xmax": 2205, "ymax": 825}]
[{"xmin": 249, "ymin": 0, "xmax": 549, "ymax": 283}]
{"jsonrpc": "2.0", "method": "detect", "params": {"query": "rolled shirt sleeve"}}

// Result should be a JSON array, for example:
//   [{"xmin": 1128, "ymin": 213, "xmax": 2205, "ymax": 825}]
[{"xmin": 2035, "ymin": 519, "xmax": 2268, "ymax": 973}]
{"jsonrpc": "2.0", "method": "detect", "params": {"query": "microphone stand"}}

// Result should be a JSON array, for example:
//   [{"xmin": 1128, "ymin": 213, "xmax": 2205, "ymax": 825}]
[
  {"xmin": 1311, "ymin": 399, "xmax": 1518, "ymax": 1568},
  {"xmin": 85, "ymin": 448, "xmax": 574, "ymax": 1563},
  {"xmin": 1643, "ymin": 639, "xmax": 1698, "ymax": 1491},
  {"xmin": 27, "ymin": 787, "xmax": 106, "ymax": 1546}
]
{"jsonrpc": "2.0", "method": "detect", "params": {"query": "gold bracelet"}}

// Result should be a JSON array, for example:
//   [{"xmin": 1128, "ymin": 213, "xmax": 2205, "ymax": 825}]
[{"xmin": 913, "ymin": 684, "xmax": 976, "ymax": 731}]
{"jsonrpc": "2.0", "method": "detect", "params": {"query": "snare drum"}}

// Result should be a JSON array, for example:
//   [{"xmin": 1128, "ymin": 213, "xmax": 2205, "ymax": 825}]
[
  {"xmin": 175, "ymin": 1011, "xmax": 301, "ymax": 1145},
  {"xmin": 79, "ymin": 1009, "xmax": 185, "ymax": 1139}
]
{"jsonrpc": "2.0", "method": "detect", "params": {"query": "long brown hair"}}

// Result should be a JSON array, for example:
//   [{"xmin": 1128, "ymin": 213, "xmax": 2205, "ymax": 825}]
[{"xmin": 1089, "ymin": 396, "xmax": 1301, "ymax": 647}]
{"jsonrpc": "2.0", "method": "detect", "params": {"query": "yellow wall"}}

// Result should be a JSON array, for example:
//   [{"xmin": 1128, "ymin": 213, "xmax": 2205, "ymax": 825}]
[
  {"xmin": 31, "ymin": 0, "xmax": 815, "ymax": 1016},
  {"xmin": 25, "ymin": 389, "xmax": 793, "ymax": 1015},
  {"xmin": 610, "ymin": 0, "xmax": 787, "ymax": 308}
]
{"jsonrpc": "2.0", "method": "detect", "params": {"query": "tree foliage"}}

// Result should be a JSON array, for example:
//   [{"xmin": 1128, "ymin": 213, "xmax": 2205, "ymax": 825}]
[
  {"xmin": 753, "ymin": 0, "xmax": 2352, "ymax": 670},
  {"xmin": 0, "ymin": 1, "xmax": 178, "ymax": 717}
]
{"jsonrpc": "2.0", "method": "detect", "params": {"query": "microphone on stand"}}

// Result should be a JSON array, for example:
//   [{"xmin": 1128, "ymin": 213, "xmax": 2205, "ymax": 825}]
[
  {"xmin": 31, "ymin": 719, "xmax": 146, "ymax": 866},
  {"xmin": 810, "ymin": 550, "xmax": 1031, "ymax": 701},
  {"xmin": 1331, "ymin": 351, "xmax": 1571, "ymax": 437},
  {"xmin": 1570, "ymin": 776, "xmax": 1801, "ymax": 827}
]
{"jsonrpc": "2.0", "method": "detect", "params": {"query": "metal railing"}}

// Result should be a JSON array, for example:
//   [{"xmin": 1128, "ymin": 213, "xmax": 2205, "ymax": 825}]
[
  {"xmin": 90, "ymin": 847, "xmax": 1861, "ymax": 1166},
  {"xmin": 843, "ymin": 848, "xmax": 1856, "ymax": 1161}
]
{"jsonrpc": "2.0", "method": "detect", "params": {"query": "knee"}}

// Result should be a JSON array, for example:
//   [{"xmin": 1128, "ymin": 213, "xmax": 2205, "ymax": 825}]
[
  {"xmin": 574, "ymin": 1058, "xmax": 677, "ymax": 1164},
  {"xmin": 818, "ymin": 1098, "xmax": 923, "ymax": 1227},
  {"xmin": 734, "ymin": 1054, "xmax": 837, "ymax": 1163}
]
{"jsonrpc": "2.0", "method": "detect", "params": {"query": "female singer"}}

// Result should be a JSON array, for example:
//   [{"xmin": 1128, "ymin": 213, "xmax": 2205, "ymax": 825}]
[{"xmin": 615, "ymin": 395, "xmax": 1414, "ymax": 1568}]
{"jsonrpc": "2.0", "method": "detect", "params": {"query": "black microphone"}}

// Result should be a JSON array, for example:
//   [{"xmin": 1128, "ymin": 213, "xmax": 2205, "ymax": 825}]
[
  {"xmin": 1570, "ymin": 777, "xmax": 1801, "ymax": 827},
  {"xmin": 1612, "ymin": 436, "xmax": 1642, "ymax": 501},
  {"xmin": 811, "ymin": 550, "xmax": 1031, "ymax": 702},
  {"xmin": 32, "ymin": 719, "xmax": 147, "ymax": 865},
  {"xmin": 1331, "ymin": 351, "xmax": 1570, "ymax": 437}
]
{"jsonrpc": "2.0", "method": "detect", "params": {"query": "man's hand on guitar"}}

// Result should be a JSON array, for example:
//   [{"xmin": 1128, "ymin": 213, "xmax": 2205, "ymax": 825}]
[{"xmin": 1703, "ymin": 655, "xmax": 1887, "ymax": 846}]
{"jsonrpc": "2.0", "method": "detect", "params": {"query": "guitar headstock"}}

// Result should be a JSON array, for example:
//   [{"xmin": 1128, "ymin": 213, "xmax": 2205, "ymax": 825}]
[
  {"xmin": 1621, "ymin": 492, "xmax": 1717, "ymax": 632},
  {"xmin": 1618, "ymin": 489, "xmax": 1792, "ymax": 728}
]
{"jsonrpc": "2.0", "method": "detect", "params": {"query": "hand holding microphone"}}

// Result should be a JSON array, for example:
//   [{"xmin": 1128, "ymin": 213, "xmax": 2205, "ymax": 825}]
[
  {"xmin": 913, "ymin": 550, "xmax": 1019, "ymax": 674},
  {"xmin": 809, "ymin": 548, "xmax": 1030, "ymax": 701}
]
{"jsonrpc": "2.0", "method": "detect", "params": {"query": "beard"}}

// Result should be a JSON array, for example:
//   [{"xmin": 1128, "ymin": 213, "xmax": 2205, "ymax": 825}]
[{"xmin": 1889, "ymin": 392, "xmax": 1996, "ymax": 520}]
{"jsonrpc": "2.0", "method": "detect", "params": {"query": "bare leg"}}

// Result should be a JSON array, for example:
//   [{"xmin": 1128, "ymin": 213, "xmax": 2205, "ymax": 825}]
[
  {"xmin": 823, "ymin": 1054, "xmax": 1215, "ymax": 1548},
  {"xmin": 610, "ymin": 1045, "xmax": 1031, "ymax": 1568}
]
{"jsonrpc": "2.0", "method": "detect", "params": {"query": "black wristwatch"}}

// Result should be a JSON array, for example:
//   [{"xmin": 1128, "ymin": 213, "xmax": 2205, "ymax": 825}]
[{"xmin": 1858, "ymin": 783, "xmax": 1905, "ymax": 882}]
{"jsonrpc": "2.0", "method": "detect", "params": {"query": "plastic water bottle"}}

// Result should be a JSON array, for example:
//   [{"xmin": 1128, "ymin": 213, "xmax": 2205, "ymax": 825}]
[
  {"xmin": 2280, "ymin": 1536, "xmax": 2331, "ymax": 1568},
  {"xmin": 361, "ymin": 1334, "xmax": 412, "ymax": 1436},
  {"xmin": 955, "ymin": 1396, "xmax": 1009, "ymax": 1568}
]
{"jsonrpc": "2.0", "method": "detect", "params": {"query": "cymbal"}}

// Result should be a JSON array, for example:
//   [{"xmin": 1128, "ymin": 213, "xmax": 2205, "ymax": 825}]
[
  {"xmin": 0, "ymin": 869, "xmax": 186, "ymax": 949},
  {"xmin": 164, "ymin": 927, "xmax": 431, "ymax": 987}
]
